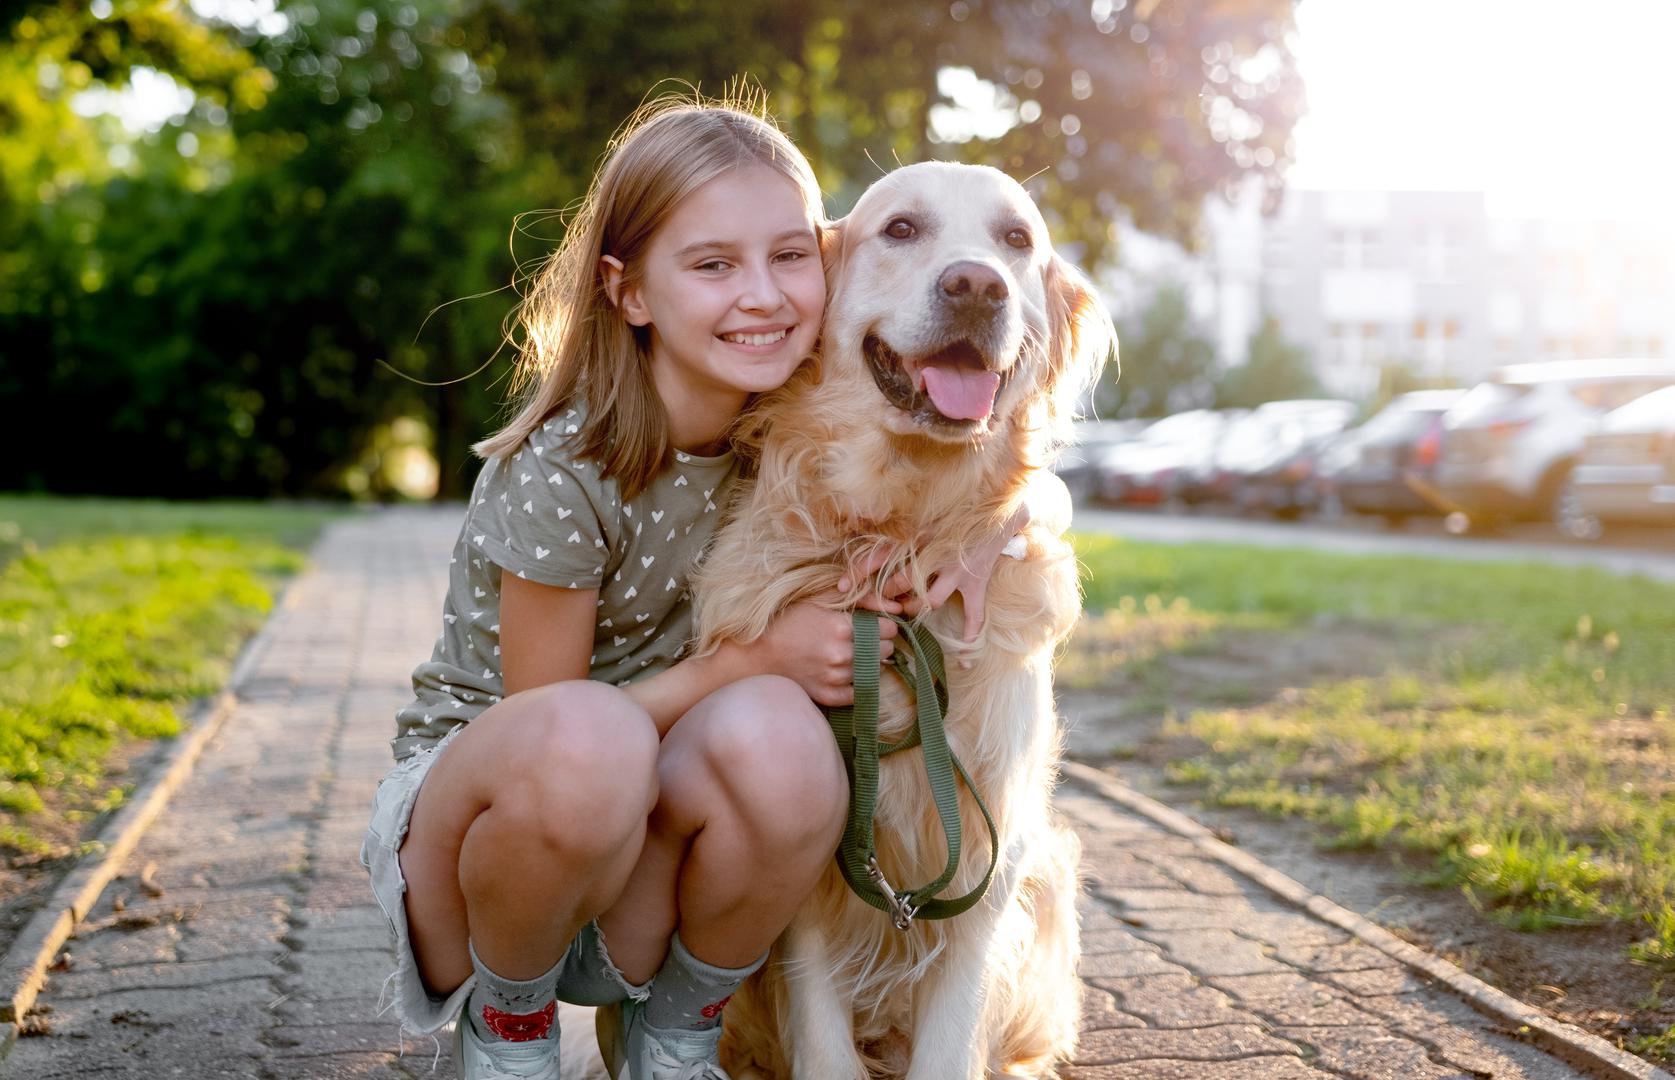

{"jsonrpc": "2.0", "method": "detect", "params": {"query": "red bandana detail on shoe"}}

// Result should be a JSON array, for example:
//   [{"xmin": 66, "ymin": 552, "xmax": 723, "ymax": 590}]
[
  {"xmin": 480, "ymin": 1001, "xmax": 556, "ymax": 1041},
  {"xmin": 699, "ymin": 995, "xmax": 733, "ymax": 1020}
]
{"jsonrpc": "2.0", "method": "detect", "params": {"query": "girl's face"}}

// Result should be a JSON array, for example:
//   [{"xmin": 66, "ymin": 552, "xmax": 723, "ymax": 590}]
[{"xmin": 615, "ymin": 165, "xmax": 825, "ymax": 435}]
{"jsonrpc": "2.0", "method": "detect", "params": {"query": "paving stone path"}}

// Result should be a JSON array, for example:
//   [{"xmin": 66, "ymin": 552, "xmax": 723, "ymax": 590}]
[{"xmin": 3, "ymin": 509, "xmax": 1594, "ymax": 1078}]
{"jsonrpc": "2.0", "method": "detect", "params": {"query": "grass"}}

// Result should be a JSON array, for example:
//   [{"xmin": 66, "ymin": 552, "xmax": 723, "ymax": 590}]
[
  {"xmin": 0, "ymin": 496, "xmax": 343, "ymax": 856},
  {"xmin": 1071, "ymin": 532, "xmax": 1675, "ymax": 960}
]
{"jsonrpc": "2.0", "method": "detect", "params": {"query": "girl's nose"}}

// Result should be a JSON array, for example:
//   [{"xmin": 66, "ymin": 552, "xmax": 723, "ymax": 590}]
[{"xmin": 737, "ymin": 262, "xmax": 786, "ymax": 313}]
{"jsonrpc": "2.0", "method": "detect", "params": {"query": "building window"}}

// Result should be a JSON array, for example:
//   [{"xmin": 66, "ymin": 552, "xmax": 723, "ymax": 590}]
[{"xmin": 1329, "ymin": 229, "xmax": 1377, "ymax": 270}]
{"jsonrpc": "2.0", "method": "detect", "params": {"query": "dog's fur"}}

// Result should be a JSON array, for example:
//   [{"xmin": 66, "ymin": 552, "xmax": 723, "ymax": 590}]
[{"xmin": 690, "ymin": 162, "xmax": 1114, "ymax": 1080}]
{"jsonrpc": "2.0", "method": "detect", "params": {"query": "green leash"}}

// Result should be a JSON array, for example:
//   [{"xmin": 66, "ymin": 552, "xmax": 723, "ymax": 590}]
[{"xmin": 824, "ymin": 612, "xmax": 999, "ymax": 930}]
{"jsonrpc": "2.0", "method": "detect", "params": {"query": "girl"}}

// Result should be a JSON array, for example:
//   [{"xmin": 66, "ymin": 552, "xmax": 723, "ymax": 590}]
[{"xmin": 361, "ymin": 94, "xmax": 1019, "ymax": 1080}]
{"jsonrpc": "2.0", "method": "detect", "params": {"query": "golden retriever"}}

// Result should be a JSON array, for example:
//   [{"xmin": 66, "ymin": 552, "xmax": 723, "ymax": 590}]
[{"xmin": 689, "ymin": 161, "xmax": 1115, "ymax": 1080}]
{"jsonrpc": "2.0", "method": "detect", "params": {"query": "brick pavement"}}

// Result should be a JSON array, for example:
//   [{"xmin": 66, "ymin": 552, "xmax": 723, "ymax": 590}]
[{"xmin": 1, "ymin": 508, "xmax": 1597, "ymax": 1078}]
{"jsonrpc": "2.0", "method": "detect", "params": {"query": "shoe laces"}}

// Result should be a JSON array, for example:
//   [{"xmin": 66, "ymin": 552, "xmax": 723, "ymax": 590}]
[
  {"xmin": 643, "ymin": 1023, "xmax": 729, "ymax": 1080},
  {"xmin": 474, "ymin": 1036, "xmax": 558, "ymax": 1080}
]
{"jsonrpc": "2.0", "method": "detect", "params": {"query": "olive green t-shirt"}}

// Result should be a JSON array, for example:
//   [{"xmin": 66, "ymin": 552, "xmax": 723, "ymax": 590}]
[{"xmin": 391, "ymin": 406, "xmax": 739, "ymax": 761}]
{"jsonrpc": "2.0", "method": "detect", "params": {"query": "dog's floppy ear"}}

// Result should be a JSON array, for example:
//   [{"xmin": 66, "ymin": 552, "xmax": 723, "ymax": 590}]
[
  {"xmin": 802, "ymin": 215, "xmax": 849, "ymax": 386},
  {"xmin": 1041, "ymin": 253, "xmax": 1117, "ymax": 442},
  {"xmin": 820, "ymin": 215, "xmax": 849, "ymax": 301}
]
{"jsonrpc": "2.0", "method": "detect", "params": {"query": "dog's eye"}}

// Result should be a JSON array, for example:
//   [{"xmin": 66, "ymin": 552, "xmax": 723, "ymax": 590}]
[
  {"xmin": 1005, "ymin": 228, "xmax": 1032, "ymax": 250},
  {"xmin": 884, "ymin": 218, "xmax": 917, "ymax": 241}
]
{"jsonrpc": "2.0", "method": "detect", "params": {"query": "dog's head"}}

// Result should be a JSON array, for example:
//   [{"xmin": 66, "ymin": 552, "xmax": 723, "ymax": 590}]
[{"xmin": 821, "ymin": 162, "xmax": 1114, "ymax": 449}]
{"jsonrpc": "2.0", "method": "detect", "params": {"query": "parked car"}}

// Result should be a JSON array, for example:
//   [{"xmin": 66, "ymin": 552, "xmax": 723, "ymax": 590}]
[
  {"xmin": 1094, "ymin": 409, "xmax": 1236, "ymax": 505},
  {"xmin": 1202, "ymin": 400, "xmax": 1356, "ymax": 504},
  {"xmin": 1224, "ymin": 400, "xmax": 1359, "ymax": 517},
  {"xmin": 1314, "ymin": 389, "xmax": 1466, "ymax": 523},
  {"xmin": 1054, "ymin": 419, "xmax": 1150, "ymax": 502},
  {"xmin": 1431, "ymin": 359, "xmax": 1675, "ymax": 529},
  {"xmin": 1566, "ymin": 384, "xmax": 1675, "ymax": 536}
]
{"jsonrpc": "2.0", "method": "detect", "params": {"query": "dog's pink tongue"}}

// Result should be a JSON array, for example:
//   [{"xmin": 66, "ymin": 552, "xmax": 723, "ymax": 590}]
[{"xmin": 921, "ymin": 363, "xmax": 1001, "ymax": 421}]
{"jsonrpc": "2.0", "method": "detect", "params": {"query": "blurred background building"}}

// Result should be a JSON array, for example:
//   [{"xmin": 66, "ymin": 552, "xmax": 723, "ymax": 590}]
[{"xmin": 1176, "ymin": 190, "xmax": 1675, "ymax": 403}]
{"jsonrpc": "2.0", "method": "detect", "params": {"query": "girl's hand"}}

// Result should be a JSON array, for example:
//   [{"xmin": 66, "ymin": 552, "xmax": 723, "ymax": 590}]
[
  {"xmin": 746, "ymin": 595, "xmax": 898, "ymax": 707},
  {"xmin": 839, "ymin": 503, "xmax": 1031, "ymax": 647}
]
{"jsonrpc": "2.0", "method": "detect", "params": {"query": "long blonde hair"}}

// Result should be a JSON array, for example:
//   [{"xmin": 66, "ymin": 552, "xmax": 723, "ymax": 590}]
[{"xmin": 473, "ymin": 90, "xmax": 825, "ymax": 500}]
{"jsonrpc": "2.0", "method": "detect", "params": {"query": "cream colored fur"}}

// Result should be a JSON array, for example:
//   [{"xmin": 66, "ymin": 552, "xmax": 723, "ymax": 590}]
[{"xmin": 689, "ymin": 163, "xmax": 1114, "ymax": 1080}]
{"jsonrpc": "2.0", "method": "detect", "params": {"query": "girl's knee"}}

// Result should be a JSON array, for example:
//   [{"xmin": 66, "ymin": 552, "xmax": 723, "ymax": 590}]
[
  {"xmin": 696, "ymin": 676, "xmax": 846, "ymax": 836},
  {"xmin": 505, "ymin": 682, "xmax": 660, "ymax": 836}
]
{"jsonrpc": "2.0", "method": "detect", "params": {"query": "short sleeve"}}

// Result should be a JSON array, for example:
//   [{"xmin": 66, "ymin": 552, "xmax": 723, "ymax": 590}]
[{"xmin": 470, "ymin": 439, "xmax": 610, "ymax": 588}]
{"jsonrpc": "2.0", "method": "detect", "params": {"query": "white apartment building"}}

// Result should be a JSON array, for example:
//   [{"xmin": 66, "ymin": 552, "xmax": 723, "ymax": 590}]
[{"xmin": 1201, "ymin": 189, "xmax": 1675, "ymax": 400}]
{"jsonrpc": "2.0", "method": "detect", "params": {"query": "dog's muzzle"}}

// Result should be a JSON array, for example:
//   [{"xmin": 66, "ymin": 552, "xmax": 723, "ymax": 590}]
[{"xmin": 863, "ymin": 334, "xmax": 1015, "ymax": 429}]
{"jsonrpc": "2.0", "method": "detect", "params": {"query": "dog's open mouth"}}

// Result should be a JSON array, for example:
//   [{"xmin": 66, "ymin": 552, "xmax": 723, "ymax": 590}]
[{"xmin": 863, "ymin": 334, "xmax": 1011, "ymax": 427}]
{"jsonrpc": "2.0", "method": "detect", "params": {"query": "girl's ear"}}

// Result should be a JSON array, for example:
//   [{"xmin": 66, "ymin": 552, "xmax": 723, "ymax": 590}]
[{"xmin": 600, "ymin": 255, "xmax": 651, "ymax": 326}]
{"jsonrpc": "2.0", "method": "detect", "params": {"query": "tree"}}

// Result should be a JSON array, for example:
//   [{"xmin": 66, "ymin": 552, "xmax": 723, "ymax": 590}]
[
  {"xmin": 1, "ymin": 0, "xmax": 527, "ymax": 498},
  {"xmin": 1, "ymin": 0, "xmax": 1304, "ymax": 498},
  {"xmin": 458, "ymin": 0, "xmax": 1304, "ymax": 261},
  {"xmin": 1096, "ymin": 282, "xmax": 1216, "ymax": 418},
  {"xmin": 1216, "ymin": 317, "xmax": 1319, "ymax": 407}
]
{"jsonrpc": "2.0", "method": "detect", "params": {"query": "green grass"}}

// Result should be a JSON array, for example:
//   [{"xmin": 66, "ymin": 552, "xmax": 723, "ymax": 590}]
[
  {"xmin": 1072, "ymin": 532, "xmax": 1675, "ymax": 958},
  {"xmin": 0, "ymin": 496, "xmax": 342, "ymax": 856}
]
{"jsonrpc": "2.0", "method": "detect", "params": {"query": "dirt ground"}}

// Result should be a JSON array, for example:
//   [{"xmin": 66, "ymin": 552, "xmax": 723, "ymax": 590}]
[
  {"xmin": 1057, "ymin": 614, "xmax": 1675, "ymax": 1066},
  {"xmin": 0, "ymin": 737, "xmax": 165, "ymax": 964}
]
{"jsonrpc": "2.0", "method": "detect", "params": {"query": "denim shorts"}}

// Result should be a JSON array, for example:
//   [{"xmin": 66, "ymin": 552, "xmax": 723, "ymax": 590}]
[
  {"xmin": 359, "ymin": 726, "xmax": 641, "ymax": 1036},
  {"xmin": 359, "ymin": 725, "xmax": 478, "ymax": 1035}
]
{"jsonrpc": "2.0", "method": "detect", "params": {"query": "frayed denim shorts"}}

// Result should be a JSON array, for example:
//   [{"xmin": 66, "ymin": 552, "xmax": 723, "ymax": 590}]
[{"xmin": 359, "ymin": 724, "xmax": 477, "ymax": 1035}]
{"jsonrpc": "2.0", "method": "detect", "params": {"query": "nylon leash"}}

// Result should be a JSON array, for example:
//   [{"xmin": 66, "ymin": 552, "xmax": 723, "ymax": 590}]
[{"xmin": 824, "ymin": 612, "xmax": 999, "ymax": 930}]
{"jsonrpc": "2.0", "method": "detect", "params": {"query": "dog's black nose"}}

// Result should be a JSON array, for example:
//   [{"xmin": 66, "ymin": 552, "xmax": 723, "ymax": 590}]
[{"xmin": 938, "ymin": 261, "xmax": 1008, "ymax": 308}]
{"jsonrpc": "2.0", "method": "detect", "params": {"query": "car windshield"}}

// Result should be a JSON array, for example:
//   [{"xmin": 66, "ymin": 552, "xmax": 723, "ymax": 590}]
[
  {"xmin": 1570, "ymin": 377, "xmax": 1675, "ymax": 411},
  {"xmin": 1355, "ymin": 405, "xmax": 1436, "ymax": 444},
  {"xmin": 1141, "ymin": 411, "xmax": 1218, "ymax": 442},
  {"xmin": 1451, "ymin": 381, "xmax": 1530, "ymax": 422},
  {"xmin": 1604, "ymin": 385, "xmax": 1675, "ymax": 431}
]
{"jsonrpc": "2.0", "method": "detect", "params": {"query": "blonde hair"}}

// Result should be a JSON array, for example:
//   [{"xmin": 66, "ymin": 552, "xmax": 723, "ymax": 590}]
[{"xmin": 473, "ymin": 89, "xmax": 825, "ymax": 500}]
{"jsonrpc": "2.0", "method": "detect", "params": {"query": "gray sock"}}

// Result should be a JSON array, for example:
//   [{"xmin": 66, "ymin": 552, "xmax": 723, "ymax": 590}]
[
  {"xmin": 642, "ymin": 933, "xmax": 765, "ymax": 1031},
  {"xmin": 466, "ymin": 941, "xmax": 562, "ymax": 1044},
  {"xmin": 555, "ymin": 919, "xmax": 652, "ymax": 1006}
]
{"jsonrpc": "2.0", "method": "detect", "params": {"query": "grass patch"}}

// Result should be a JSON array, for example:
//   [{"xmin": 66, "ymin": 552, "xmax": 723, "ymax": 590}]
[
  {"xmin": 0, "ymin": 496, "xmax": 342, "ymax": 856},
  {"xmin": 1072, "ymin": 532, "xmax": 1675, "ymax": 957}
]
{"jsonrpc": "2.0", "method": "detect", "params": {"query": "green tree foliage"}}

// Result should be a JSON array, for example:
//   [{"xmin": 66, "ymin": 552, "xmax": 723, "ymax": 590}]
[
  {"xmin": 1, "ymin": 0, "xmax": 1301, "ymax": 498},
  {"xmin": 3, "ymin": 1, "xmax": 525, "ymax": 497},
  {"xmin": 1096, "ymin": 282, "xmax": 1216, "ymax": 418},
  {"xmin": 1215, "ymin": 316, "xmax": 1319, "ymax": 407},
  {"xmin": 457, "ymin": 0, "xmax": 1302, "ymax": 259}
]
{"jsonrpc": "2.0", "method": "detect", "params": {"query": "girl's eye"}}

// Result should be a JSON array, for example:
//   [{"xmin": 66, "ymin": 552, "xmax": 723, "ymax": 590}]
[
  {"xmin": 775, "ymin": 249, "xmax": 809, "ymax": 263},
  {"xmin": 884, "ymin": 218, "xmax": 917, "ymax": 240},
  {"xmin": 1005, "ymin": 228, "xmax": 1032, "ymax": 250},
  {"xmin": 696, "ymin": 260, "xmax": 731, "ymax": 272}
]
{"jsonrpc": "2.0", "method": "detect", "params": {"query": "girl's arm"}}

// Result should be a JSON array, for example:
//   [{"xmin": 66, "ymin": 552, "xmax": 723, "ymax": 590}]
[{"xmin": 501, "ymin": 575, "xmax": 892, "ymax": 739}]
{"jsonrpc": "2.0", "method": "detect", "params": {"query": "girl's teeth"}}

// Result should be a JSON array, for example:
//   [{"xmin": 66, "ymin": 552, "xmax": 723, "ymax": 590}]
[{"xmin": 723, "ymin": 330, "xmax": 788, "ymax": 346}]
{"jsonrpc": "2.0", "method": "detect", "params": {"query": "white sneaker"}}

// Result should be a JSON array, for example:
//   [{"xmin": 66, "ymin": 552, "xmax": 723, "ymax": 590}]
[
  {"xmin": 453, "ymin": 1008, "xmax": 562, "ymax": 1080},
  {"xmin": 597, "ymin": 998, "xmax": 730, "ymax": 1080}
]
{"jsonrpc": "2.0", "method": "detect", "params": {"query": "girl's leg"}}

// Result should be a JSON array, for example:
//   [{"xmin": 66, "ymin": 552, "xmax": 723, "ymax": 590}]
[
  {"xmin": 597, "ymin": 673, "xmax": 847, "ymax": 986},
  {"xmin": 401, "ymin": 680, "xmax": 660, "ymax": 994}
]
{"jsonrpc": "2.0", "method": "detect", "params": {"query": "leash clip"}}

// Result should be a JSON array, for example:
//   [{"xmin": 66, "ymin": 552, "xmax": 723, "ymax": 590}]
[{"xmin": 866, "ymin": 855, "xmax": 919, "ymax": 931}]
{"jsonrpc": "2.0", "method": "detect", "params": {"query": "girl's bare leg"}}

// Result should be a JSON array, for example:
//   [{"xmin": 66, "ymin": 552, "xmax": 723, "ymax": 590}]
[
  {"xmin": 596, "ymin": 674, "xmax": 847, "ymax": 982},
  {"xmin": 400, "ymin": 680, "xmax": 661, "ymax": 988}
]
